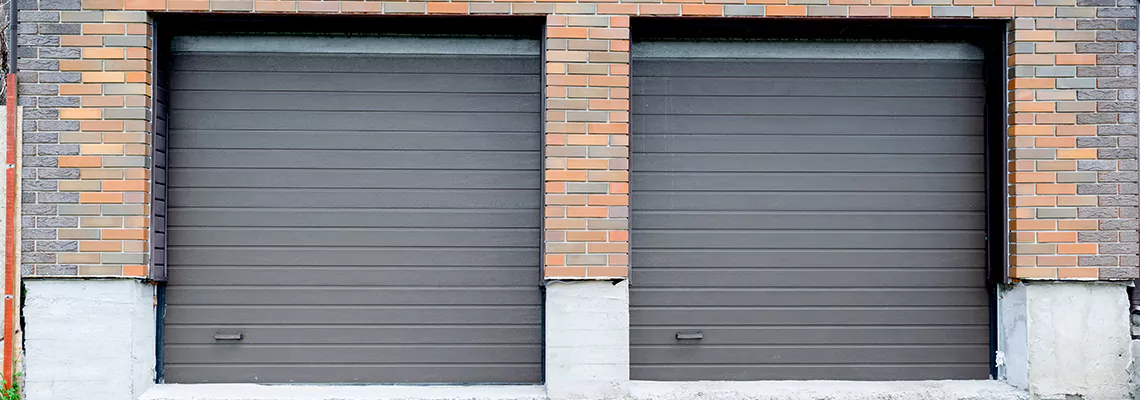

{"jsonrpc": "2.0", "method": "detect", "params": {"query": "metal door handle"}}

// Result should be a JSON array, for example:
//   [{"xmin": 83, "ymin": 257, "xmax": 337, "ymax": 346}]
[
  {"xmin": 213, "ymin": 333, "xmax": 243, "ymax": 341},
  {"xmin": 675, "ymin": 332, "xmax": 703, "ymax": 340}
]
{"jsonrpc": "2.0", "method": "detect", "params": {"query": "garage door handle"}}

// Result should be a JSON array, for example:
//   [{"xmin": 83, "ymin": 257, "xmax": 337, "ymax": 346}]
[
  {"xmin": 675, "ymin": 332, "xmax": 703, "ymax": 340},
  {"xmin": 213, "ymin": 333, "xmax": 244, "ymax": 341}
]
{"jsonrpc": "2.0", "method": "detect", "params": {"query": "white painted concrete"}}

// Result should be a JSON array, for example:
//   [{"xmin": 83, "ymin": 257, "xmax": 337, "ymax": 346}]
[
  {"xmin": 629, "ymin": 380, "xmax": 1028, "ymax": 400},
  {"xmin": 141, "ymin": 384, "xmax": 548, "ymax": 400},
  {"xmin": 998, "ymin": 282, "xmax": 1132, "ymax": 400},
  {"xmin": 543, "ymin": 279, "xmax": 629, "ymax": 400},
  {"xmin": 23, "ymin": 279, "xmax": 155, "ymax": 400}
]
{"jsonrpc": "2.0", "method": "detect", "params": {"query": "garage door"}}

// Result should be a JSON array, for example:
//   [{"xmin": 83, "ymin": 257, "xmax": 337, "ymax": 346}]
[
  {"xmin": 630, "ymin": 41, "xmax": 991, "ymax": 381},
  {"xmin": 161, "ymin": 35, "xmax": 542, "ymax": 384}
]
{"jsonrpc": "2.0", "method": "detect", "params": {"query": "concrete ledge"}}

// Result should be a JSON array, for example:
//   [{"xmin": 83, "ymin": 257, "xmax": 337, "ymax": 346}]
[
  {"xmin": 140, "ymin": 384, "xmax": 548, "ymax": 400},
  {"xmin": 629, "ymin": 380, "xmax": 1029, "ymax": 400}
]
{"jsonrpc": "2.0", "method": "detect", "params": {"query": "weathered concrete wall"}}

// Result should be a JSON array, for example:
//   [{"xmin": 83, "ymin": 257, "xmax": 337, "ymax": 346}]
[
  {"xmin": 23, "ymin": 279, "xmax": 154, "ymax": 400},
  {"xmin": 544, "ymin": 280, "xmax": 629, "ymax": 400},
  {"xmin": 999, "ymin": 282, "xmax": 1132, "ymax": 400}
]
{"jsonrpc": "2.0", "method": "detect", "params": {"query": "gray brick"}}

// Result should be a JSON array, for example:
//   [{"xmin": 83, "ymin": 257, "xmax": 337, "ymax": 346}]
[
  {"xmin": 101, "ymin": 253, "xmax": 144, "ymax": 264},
  {"xmin": 36, "ymin": 22, "xmax": 80, "ymax": 34},
  {"xmin": 1120, "ymin": 112, "xmax": 1138, "ymax": 123},
  {"xmin": 1101, "ymin": 243, "xmax": 1140, "ymax": 254},
  {"xmin": 35, "ymin": 168, "xmax": 78, "ymax": 179},
  {"xmin": 22, "ymin": 204, "xmax": 57, "ymax": 215},
  {"xmin": 1101, "ymin": 218, "xmax": 1140, "ymax": 229},
  {"xmin": 39, "ymin": 47, "xmax": 80, "ymax": 59},
  {"xmin": 1123, "ymin": 256, "xmax": 1140, "ymax": 268},
  {"xmin": 37, "ymin": 120, "xmax": 79, "ymax": 131},
  {"xmin": 23, "ymin": 192, "xmax": 37, "ymax": 204},
  {"xmin": 1078, "ymin": 89, "xmax": 1117, "ymax": 100},
  {"xmin": 1011, "ymin": 42, "xmax": 1035, "ymax": 54},
  {"xmin": 1118, "ymin": 136, "xmax": 1138, "ymax": 147},
  {"xmin": 1099, "ymin": 148, "xmax": 1137, "ymax": 159},
  {"xmin": 1101, "ymin": 171, "xmax": 1139, "ymax": 182},
  {"xmin": 1122, "ymin": 206, "xmax": 1139, "ymax": 217},
  {"xmin": 1120, "ymin": 90, "xmax": 1138, "ymax": 101},
  {"xmin": 22, "ymin": 156, "xmax": 56, "ymax": 167},
  {"xmin": 1099, "ymin": 31, "xmax": 1138, "ymax": 42},
  {"xmin": 24, "ymin": 132, "xmax": 58, "ymax": 144},
  {"xmin": 19, "ymin": 11, "xmax": 59, "ymax": 22},
  {"xmin": 36, "ymin": 96, "xmax": 80, "ymax": 108},
  {"xmin": 1098, "ymin": 6, "xmax": 1134, "ymax": 17},
  {"xmin": 1012, "ymin": 66, "xmax": 1036, "ymax": 78},
  {"xmin": 24, "ymin": 180, "xmax": 56, "ymax": 191},
  {"xmin": 1078, "ymin": 137, "xmax": 1118, "ymax": 148},
  {"xmin": 1080, "ymin": 255, "xmax": 1121, "ymax": 266},
  {"xmin": 1100, "ymin": 101, "xmax": 1137, "ymax": 111},
  {"xmin": 1036, "ymin": 66, "xmax": 1076, "ymax": 77},
  {"xmin": 932, "ymin": 6, "xmax": 972, "ymax": 16},
  {"xmin": 1120, "ymin": 183, "xmax": 1138, "ymax": 194},
  {"xmin": 21, "ymin": 229, "xmax": 54, "ymax": 240},
  {"xmin": 1120, "ymin": 43, "xmax": 1138, "ymax": 54},
  {"xmin": 1078, "ymin": 183, "xmax": 1120, "ymax": 194},
  {"xmin": 1078, "ymin": 66, "xmax": 1119, "ymax": 77},
  {"xmin": 24, "ymin": 108, "xmax": 59, "ymax": 120},
  {"xmin": 18, "ymin": 59, "xmax": 58, "ymax": 71},
  {"xmin": 21, "ymin": 242, "xmax": 34, "ymax": 253},
  {"xmin": 1079, "ymin": 232, "xmax": 1119, "ymax": 242},
  {"xmin": 1038, "ymin": 208, "xmax": 1078, "ymax": 218},
  {"xmin": 59, "ymin": 10, "xmax": 103, "ymax": 22},
  {"xmin": 1079, "ymin": 113, "xmax": 1118, "ymax": 124},
  {"xmin": 18, "ymin": 84, "xmax": 58, "ymax": 96},
  {"xmin": 1121, "ymin": 66, "xmax": 1139, "ymax": 77},
  {"xmin": 21, "ymin": 253, "xmax": 56, "ymax": 264},
  {"xmin": 18, "ymin": 34, "xmax": 58, "ymax": 46},
  {"xmin": 1059, "ymin": 6, "xmax": 1098, "ymax": 16},
  {"xmin": 1079, "ymin": 160, "xmax": 1118, "ymax": 170},
  {"xmin": 103, "ymin": 35, "xmax": 146, "ymax": 48},
  {"xmin": 36, "ymin": 145, "xmax": 79, "ymax": 155},
  {"xmin": 56, "ymin": 205, "xmax": 100, "ymax": 215},
  {"xmin": 1080, "ymin": 208, "xmax": 1120, "ymax": 219},
  {"xmin": 32, "ymin": 264, "xmax": 76, "ymax": 275},
  {"xmin": 36, "ymin": 192, "xmax": 78, "ymax": 204},
  {"xmin": 39, "ymin": 0, "xmax": 81, "ymax": 10},
  {"xmin": 565, "ymin": 183, "xmax": 609, "ymax": 194},
  {"xmin": 1078, "ymin": 18, "xmax": 1118, "ymax": 29},
  {"xmin": 1098, "ymin": 267, "xmax": 1139, "ymax": 279},
  {"xmin": 723, "ymin": 5, "xmax": 765, "ymax": 15},
  {"xmin": 1099, "ymin": 124, "xmax": 1138, "ymax": 135},
  {"xmin": 1058, "ymin": 78, "xmax": 1098, "ymax": 89},
  {"xmin": 1058, "ymin": 172, "xmax": 1099, "ymax": 182},
  {"xmin": 37, "ymin": 72, "xmax": 79, "ymax": 83},
  {"xmin": 36, "ymin": 241, "xmax": 77, "ymax": 252},
  {"xmin": 35, "ymin": 216, "xmax": 77, "ymax": 227},
  {"xmin": 1099, "ymin": 78, "xmax": 1138, "ymax": 89},
  {"xmin": 1099, "ymin": 54, "xmax": 1137, "ymax": 65},
  {"xmin": 1078, "ymin": 42, "xmax": 1119, "ymax": 54},
  {"xmin": 1123, "ymin": 232, "xmax": 1139, "ymax": 242}
]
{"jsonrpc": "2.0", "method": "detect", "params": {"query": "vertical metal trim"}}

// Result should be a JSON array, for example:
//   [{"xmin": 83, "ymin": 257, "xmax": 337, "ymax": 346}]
[
  {"xmin": 538, "ymin": 21, "xmax": 548, "ymax": 384},
  {"xmin": 149, "ymin": 18, "xmax": 167, "ymax": 282}
]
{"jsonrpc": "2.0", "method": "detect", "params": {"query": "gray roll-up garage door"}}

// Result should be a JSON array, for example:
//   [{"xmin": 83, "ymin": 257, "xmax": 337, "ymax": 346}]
[
  {"xmin": 630, "ymin": 41, "xmax": 991, "ymax": 381},
  {"xmin": 162, "ymin": 35, "xmax": 542, "ymax": 384}
]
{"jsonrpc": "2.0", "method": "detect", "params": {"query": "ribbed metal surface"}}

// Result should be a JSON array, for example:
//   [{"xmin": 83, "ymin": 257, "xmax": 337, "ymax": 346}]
[
  {"xmin": 162, "ymin": 42, "xmax": 542, "ymax": 384},
  {"xmin": 629, "ymin": 45, "xmax": 991, "ymax": 381}
]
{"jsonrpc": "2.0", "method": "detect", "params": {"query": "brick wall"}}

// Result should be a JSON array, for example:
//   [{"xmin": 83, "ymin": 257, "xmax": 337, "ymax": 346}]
[{"xmin": 12, "ymin": 0, "xmax": 1138, "ymax": 280}]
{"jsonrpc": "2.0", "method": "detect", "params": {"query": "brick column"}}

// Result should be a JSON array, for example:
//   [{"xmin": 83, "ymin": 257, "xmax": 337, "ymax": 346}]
[{"xmin": 543, "ymin": 14, "xmax": 631, "ymax": 279}]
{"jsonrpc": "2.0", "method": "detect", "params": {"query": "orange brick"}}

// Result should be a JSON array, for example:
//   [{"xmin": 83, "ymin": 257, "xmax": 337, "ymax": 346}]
[
  {"xmin": 566, "ymin": 135, "xmax": 610, "ymax": 146},
  {"xmin": 548, "ymin": 27, "xmax": 588, "ymax": 39},
  {"xmin": 1010, "ymin": 219, "xmax": 1056, "ymax": 230},
  {"xmin": 1015, "ymin": 30, "xmax": 1055, "ymax": 41},
  {"xmin": 1037, "ymin": 231, "xmax": 1076, "ymax": 242},
  {"xmin": 547, "ymin": 170, "xmax": 589, "ymax": 181},
  {"xmin": 610, "ymin": 182, "xmax": 629, "ymax": 194},
  {"xmin": 102, "ymin": 180, "xmax": 148, "ymax": 192},
  {"xmin": 81, "ymin": 192, "xmax": 124, "ymax": 204},
  {"xmin": 545, "ymin": 254, "xmax": 566, "ymax": 266},
  {"xmin": 1057, "ymin": 195, "xmax": 1097, "ymax": 207},
  {"xmin": 60, "ymin": 84, "xmax": 102, "ymax": 95},
  {"xmin": 59, "ymin": 156, "xmax": 102, "ymax": 168},
  {"xmin": 588, "ymin": 28, "xmax": 628, "ymax": 40},
  {"xmin": 588, "ymin": 171, "xmax": 628, "ymax": 182},
  {"xmin": 1010, "ymin": 196, "xmax": 1055, "ymax": 207},
  {"xmin": 81, "ymin": 144, "xmax": 123, "ymax": 155},
  {"xmin": 1057, "ymin": 267, "xmax": 1098, "ymax": 279},
  {"xmin": 1037, "ymin": 113, "xmax": 1076, "ymax": 124},
  {"xmin": 80, "ymin": 240, "xmax": 122, "ymax": 252},
  {"xmin": 1012, "ymin": 208, "xmax": 1035, "ymax": 219},
  {"xmin": 256, "ymin": 0, "xmax": 298, "ymax": 11},
  {"xmin": 61, "ymin": 36, "xmax": 103, "ymax": 47},
  {"xmin": 566, "ymin": 206, "xmax": 609, "ymax": 218},
  {"xmin": 546, "ymin": 218, "xmax": 587, "ymax": 229},
  {"xmin": 609, "ymin": 230, "xmax": 629, "ymax": 242},
  {"xmin": 545, "ymin": 266, "xmax": 587, "ymax": 277},
  {"xmin": 588, "ymin": 99, "xmax": 628, "ymax": 110},
  {"xmin": 974, "ymin": 6, "xmax": 1014, "ymax": 16},
  {"xmin": 123, "ymin": 216, "xmax": 149, "ymax": 228},
  {"xmin": 167, "ymin": 0, "xmax": 209, "ymax": 9},
  {"xmin": 681, "ymin": 4, "xmax": 722, "ymax": 14},
  {"xmin": 588, "ymin": 123, "xmax": 628, "ymax": 134},
  {"xmin": 567, "ymin": 231, "xmax": 607, "ymax": 242},
  {"xmin": 60, "ymin": 108, "xmax": 102, "ymax": 120},
  {"xmin": 1009, "ymin": 125, "xmax": 1054, "ymax": 136},
  {"xmin": 102, "ymin": 229, "xmax": 147, "ymax": 240},
  {"xmin": 83, "ymin": 23, "xmax": 125, "ymax": 35},
  {"xmin": 1037, "ymin": 160, "xmax": 1075, "ymax": 171},
  {"xmin": 1036, "ymin": 184, "xmax": 1075, "ymax": 195},
  {"xmin": 587, "ymin": 266, "xmax": 628, "ymax": 278},
  {"xmin": 1009, "ymin": 54, "xmax": 1054, "ymax": 65},
  {"xmin": 767, "ymin": 5, "xmax": 806, "ymax": 15},
  {"xmin": 597, "ymin": 3, "xmax": 638, "ymax": 13},
  {"xmin": 1056, "ymin": 149, "xmax": 1097, "ymax": 159},
  {"xmin": 426, "ymin": 2, "xmax": 467, "ymax": 13},
  {"xmin": 1010, "ymin": 255, "xmax": 1036, "ymax": 267},
  {"xmin": 849, "ymin": 6, "xmax": 889, "ymax": 15},
  {"xmin": 588, "ymin": 194, "xmax": 628, "ymax": 206},
  {"xmin": 889, "ymin": 6, "xmax": 930, "ymax": 16},
  {"xmin": 1057, "ymin": 125, "xmax": 1096, "ymax": 136},
  {"xmin": 1058, "ymin": 243, "xmax": 1096, "ymax": 254},
  {"xmin": 1010, "ymin": 172, "xmax": 1055, "ymax": 183},
  {"xmin": 1056, "ymin": 54, "xmax": 1097, "ymax": 65},
  {"xmin": 1010, "ymin": 78, "xmax": 1054, "ymax": 89},
  {"xmin": 588, "ymin": 76, "xmax": 629, "ymax": 87},
  {"xmin": 82, "ymin": 72, "xmax": 126, "ymax": 83},
  {"xmin": 1036, "ymin": 137, "xmax": 1075, "ymax": 148},
  {"xmin": 123, "ymin": 265, "xmax": 148, "ymax": 277},
  {"xmin": 1058, "ymin": 220, "xmax": 1098, "ymax": 230}
]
